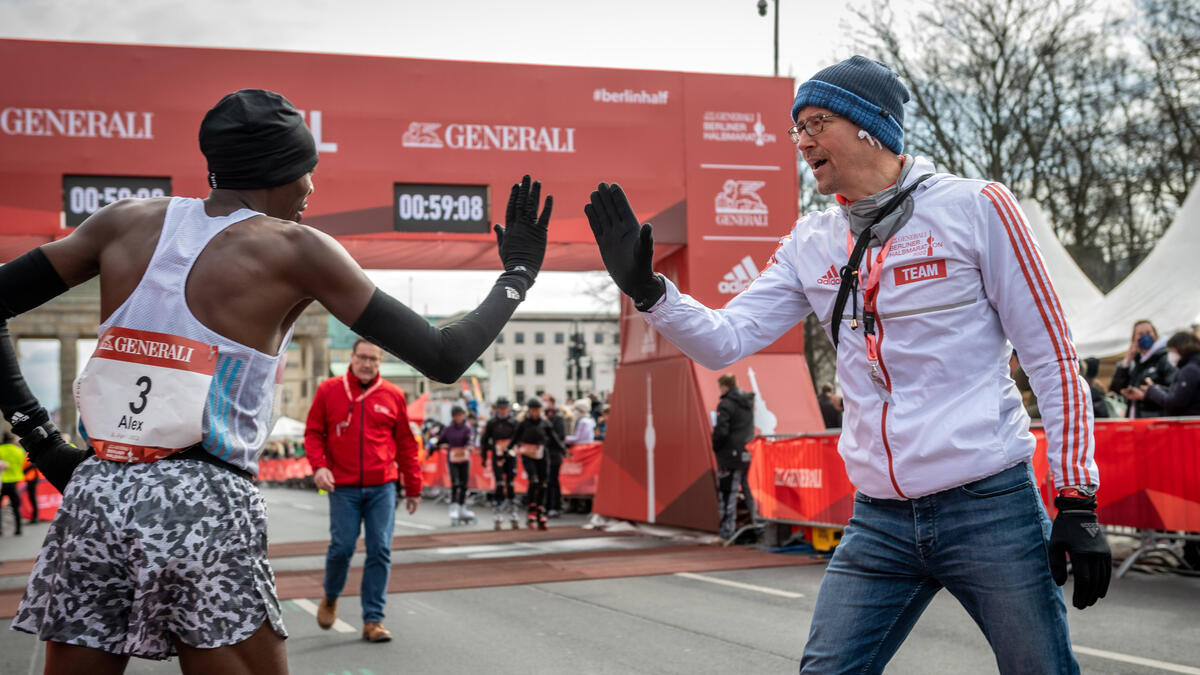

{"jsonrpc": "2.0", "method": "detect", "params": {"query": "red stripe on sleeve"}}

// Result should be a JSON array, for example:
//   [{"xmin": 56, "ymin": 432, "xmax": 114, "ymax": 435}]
[
  {"xmin": 989, "ymin": 186, "xmax": 1091, "ymax": 485},
  {"xmin": 983, "ymin": 185, "xmax": 1084, "ymax": 485}
]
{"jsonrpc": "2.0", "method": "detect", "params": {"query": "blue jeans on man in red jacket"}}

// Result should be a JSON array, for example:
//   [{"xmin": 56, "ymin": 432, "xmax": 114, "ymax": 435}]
[{"xmin": 323, "ymin": 482, "xmax": 396, "ymax": 623}]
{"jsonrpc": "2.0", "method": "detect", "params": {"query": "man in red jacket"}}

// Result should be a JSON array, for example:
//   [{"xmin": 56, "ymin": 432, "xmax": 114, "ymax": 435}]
[{"xmin": 305, "ymin": 338, "xmax": 421, "ymax": 643}]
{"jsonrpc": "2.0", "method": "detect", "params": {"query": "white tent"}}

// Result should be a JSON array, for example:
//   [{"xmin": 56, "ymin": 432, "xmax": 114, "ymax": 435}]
[
  {"xmin": 1069, "ymin": 177, "xmax": 1200, "ymax": 357},
  {"xmin": 1020, "ymin": 199, "xmax": 1105, "ymax": 333},
  {"xmin": 269, "ymin": 416, "xmax": 306, "ymax": 441}
]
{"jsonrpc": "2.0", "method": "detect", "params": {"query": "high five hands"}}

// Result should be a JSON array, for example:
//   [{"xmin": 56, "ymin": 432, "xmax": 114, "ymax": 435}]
[
  {"xmin": 584, "ymin": 183, "xmax": 665, "ymax": 311},
  {"xmin": 494, "ymin": 175, "xmax": 552, "ymax": 288}
]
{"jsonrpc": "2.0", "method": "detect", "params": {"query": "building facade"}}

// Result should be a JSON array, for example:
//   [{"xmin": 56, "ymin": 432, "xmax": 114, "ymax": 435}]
[{"xmin": 481, "ymin": 312, "xmax": 620, "ymax": 406}]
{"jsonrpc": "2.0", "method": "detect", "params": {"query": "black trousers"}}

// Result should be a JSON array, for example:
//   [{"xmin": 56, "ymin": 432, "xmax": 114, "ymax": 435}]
[
  {"xmin": 24, "ymin": 477, "xmax": 38, "ymax": 522},
  {"xmin": 491, "ymin": 454, "xmax": 516, "ymax": 504},
  {"xmin": 717, "ymin": 464, "xmax": 754, "ymax": 539},
  {"xmin": 448, "ymin": 459, "xmax": 470, "ymax": 505},
  {"xmin": 521, "ymin": 453, "xmax": 548, "ymax": 518},
  {"xmin": 0, "ymin": 482, "xmax": 21, "ymax": 534},
  {"xmin": 548, "ymin": 452, "xmax": 564, "ymax": 512}
]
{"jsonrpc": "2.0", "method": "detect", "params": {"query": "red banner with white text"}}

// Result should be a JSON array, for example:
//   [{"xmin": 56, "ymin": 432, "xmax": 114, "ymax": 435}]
[
  {"xmin": 413, "ymin": 442, "xmax": 604, "ymax": 497},
  {"xmin": 749, "ymin": 418, "xmax": 1200, "ymax": 534}
]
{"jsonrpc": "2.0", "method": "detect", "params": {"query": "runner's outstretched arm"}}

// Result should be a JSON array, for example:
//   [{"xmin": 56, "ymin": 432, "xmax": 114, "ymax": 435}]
[
  {"xmin": 306, "ymin": 175, "xmax": 552, "ymax": 383},
  {"xmin": 0, "ymin": 248, "xmax": 93, "ymax": 491}
]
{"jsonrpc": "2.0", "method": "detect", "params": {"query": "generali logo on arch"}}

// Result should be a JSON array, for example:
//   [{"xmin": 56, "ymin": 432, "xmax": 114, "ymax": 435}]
[{"xmin": 401, "ymin": 121, "xmax": 577, "ymax": 153}]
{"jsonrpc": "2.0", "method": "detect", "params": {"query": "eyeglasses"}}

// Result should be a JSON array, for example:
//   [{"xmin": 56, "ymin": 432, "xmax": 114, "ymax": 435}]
[{"xmin": 787, "ymin": 113, "xmax": 840, "ymax": 143}]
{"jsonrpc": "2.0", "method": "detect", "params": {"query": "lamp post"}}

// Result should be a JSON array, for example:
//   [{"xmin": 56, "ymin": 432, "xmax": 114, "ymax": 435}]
[{"xmin": 756, "ymin": 0, "xmax": 780, "ymax": 77}]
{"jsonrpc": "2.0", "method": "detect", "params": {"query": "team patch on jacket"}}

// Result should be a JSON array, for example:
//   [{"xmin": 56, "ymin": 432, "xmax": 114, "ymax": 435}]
[{"xmin": 893, "ymin": 259, "xmax": 947, "ymax": 286}]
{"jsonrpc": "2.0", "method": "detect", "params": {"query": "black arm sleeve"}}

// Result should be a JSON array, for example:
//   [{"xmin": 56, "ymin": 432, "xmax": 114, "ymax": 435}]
[
  {"xmin": 1, "ymin": 248, "xmax": 70, "ymax": 419},
  {"xmin": 0, "ymin": 248, "xmax": 92, "ymax": 491},
  {"xmin": 351, "ymin": 273, "xmax": 529, "ymax": 384}
]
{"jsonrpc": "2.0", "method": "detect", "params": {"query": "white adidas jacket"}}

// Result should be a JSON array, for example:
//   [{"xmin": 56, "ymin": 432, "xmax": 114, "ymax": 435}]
[{"xmin": 644, "ymin": 156, "xmax": 1096, "ymax": 499}]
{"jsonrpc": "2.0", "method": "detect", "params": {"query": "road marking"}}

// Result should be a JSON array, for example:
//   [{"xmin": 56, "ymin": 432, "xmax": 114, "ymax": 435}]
[
  {"xmin": 395, "ymin": 520, "xmax": 436, "ymax": 531},
  {"xmin": 292, "ymin": 598, "xmax": 357, "ymax": 634},
  {"xmin": 289, "ymin": 502, "xmax": 316, "ymax": 511},
  {"xmin": 1074, "ymin": 646, "xmax": 1200, "ymax": 674},
  {"xmin": 674, "ymin": 572, "xmax": 805, "ymax": 598},
  {"xmin": 26, "ymin": 639, "xmax": 43, "ymax": 675}
]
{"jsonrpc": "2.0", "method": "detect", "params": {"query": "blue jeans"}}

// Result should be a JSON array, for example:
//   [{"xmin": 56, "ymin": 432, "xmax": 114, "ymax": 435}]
[
  {"xmin": 800, "ymin": 462, "xmax": 1078, "ymax": 674},
  {"xmin": 323, "ymin": 482, "xmax": 396, "ymax": 623}
]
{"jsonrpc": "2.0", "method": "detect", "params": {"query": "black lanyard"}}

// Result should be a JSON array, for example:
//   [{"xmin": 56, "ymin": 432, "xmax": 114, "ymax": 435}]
[{"xmin": 830, "ymin": 174, "xmax": 933, "ymax": 347}]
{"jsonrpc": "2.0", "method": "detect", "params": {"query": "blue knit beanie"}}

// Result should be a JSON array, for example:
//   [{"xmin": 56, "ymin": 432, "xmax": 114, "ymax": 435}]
[{"xmin": 791, "ymin": 56, "xmax": 909, "ymax": 154}]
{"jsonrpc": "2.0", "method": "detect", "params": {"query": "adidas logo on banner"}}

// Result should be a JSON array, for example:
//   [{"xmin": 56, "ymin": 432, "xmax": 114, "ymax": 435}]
[
  {"xmin": 816, "ymin": 265, "xmax": 840, "ymax": 286},
  {"xmin": 718, "ymin": 256, "xmax": 760, "ymax": 294}
]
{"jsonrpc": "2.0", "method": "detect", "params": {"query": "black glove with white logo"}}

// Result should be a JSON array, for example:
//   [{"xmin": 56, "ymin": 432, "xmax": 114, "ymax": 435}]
[
  {"xmin": 585, "ymin": 183, "xmax": 665, "ymax": 311},
  {"xmin": 493, "ymin": 174, "xmax": 552, "ymax": 288},
  {"xmin": 1047, "ymin": 492, "xmax": 1112, "ymax": 609},
  {"xmin": 8, "ymin": 407, "xmax": 91, "ymax": 494}
]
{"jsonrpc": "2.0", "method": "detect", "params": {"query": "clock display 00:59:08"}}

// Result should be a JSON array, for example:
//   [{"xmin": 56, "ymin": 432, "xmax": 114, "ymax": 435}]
[
  {"xmin": 392, "ymin": 183, "xmax": 489, "ymax": 233},
  {"xmin": 396, "ymin": 193, "xmax": 484, "ymax": 222}
]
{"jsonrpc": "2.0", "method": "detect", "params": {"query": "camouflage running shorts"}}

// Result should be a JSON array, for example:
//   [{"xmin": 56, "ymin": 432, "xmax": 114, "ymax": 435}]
[{"xmin": 10, "ymin": 455, "xmax": 287, "ymax": 660}]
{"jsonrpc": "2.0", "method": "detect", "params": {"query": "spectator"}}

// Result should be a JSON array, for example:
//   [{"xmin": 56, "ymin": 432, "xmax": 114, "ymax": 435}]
[
  {"xmin": 1081, "ymin": 357, "xmax": 1110, "ymax": 419},
  {"xmin": 1127, "ymin": 331, "xmax": 1200, "ymax": 417},
  {"xmin": 712, "ymin": 374, "xmax": 756, "ymax": 540},
  {"xmin": 542, "ymin": 394, "xmax": 568, "ymax": 518},
  {"xmin": 1111, "ymin": 319, "xmax": 1177, "ymax": 418},
  {"xmin": 21, "ymin": 452, "xmax": 40, "ymax": 524},
  {"xmin": 817, "ymin": 383, "xmax": 842, "ymax": 429},
  {"xmin": 565, "ymin": 399, "xmax": 597, "ymax": 445},
  {"xmin": 305, "ymin": 338, "xmax": 422, "ymax": 643},
  {"xmin": 0, "ymin": 430, "xmax": 24, "ymax": 536}
]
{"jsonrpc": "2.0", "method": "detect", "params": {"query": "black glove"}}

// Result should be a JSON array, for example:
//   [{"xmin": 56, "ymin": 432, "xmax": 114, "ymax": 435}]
[
  {"xmin": 1048, "ymin": 493, "xmax": 1112, "ymax": 609},
  {"xmin": 9, "ymin": 407, "xmax": 91, "ymax": 493},
  {"xmin": 493, "ymin": 174, "xmax": 552, "ymax": 287},
  {"xmin": 585, "ymin": 182, "xmax": 665, "ymax": 311}
]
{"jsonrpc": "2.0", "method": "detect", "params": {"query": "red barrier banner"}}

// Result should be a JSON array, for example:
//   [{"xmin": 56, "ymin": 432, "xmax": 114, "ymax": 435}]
[
  {"xmin": 1085, "ymin": 419, "xmax": 1200, "ymax": 532},
  {"xmin": 425, "ymin": 442, "xmax": 604, "ymax": 497},
  {"xmin": 750, "ymin": 420, "xmax": 1200, "ymax": 535},
  {"xmin": 17, "ymin": 482, "xmax": 61, "ymax": 522},
  {"xmin": 558, "ymin": 442, "xmax": 604, "ymax": 496},
  {"xmin": 256, "ymin": 457, "xmax": 314, "ymax": 483},
  {"xmin": 747, "ymin": 436, "xmax": 855, "ymax": 527}
]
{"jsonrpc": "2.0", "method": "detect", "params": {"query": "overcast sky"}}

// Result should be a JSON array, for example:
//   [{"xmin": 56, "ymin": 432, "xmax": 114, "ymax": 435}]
[{"xmin": 2, "ymin": 0, "xmax": 876, "ymax": 316}]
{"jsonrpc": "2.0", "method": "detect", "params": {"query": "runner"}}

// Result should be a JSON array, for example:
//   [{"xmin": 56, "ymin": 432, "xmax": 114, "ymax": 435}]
[
  {"xmin": 439, "ymin": 405, "xmax": 477, "ymax": 526},
  {"xmin": 480, "ymin": 397, "xmax": 520, "ymax": 530},
  {"xmin": 509, "ymin": 398, "xmax": 566, "ymax": 530},
  {"xmin": 0, "ymin": 88, "xmax": 551, "ymax": 674}
]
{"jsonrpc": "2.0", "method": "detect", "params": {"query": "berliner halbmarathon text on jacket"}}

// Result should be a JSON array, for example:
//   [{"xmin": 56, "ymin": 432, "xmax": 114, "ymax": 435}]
[{"xmin": 588, "ymin": 55, "xmax": 1111, "ymax": 674}]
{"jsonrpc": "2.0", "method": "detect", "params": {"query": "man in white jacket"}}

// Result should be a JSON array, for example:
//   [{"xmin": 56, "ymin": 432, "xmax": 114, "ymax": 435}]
[{"xmin": 586, "ymin": 56, "xmax": 1110, "ymax": 674}]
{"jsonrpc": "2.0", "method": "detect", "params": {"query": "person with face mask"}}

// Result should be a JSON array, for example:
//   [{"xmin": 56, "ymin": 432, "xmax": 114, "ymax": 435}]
[
  {"xmin": 1122, "ymin": 331, "xmax": 1200, "ymax": 417},
  {"xmin": 1111, "ymin": 320, "xmax": 1177, "ymax": 418}
]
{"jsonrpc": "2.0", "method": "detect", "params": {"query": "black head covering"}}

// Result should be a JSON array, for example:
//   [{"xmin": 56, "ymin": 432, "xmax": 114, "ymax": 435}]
[{"xmin": 199, "ymin": 89, "xmax": 318, "ymax": 189}]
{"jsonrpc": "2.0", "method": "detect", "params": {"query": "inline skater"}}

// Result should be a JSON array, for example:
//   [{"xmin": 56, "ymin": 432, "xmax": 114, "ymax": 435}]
[{"xmin": 480, "ymin": 397, "xmax": 520, "ymax": 530}]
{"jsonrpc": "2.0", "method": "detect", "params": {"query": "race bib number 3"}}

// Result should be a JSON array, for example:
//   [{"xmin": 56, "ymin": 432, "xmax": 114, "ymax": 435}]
[{"xmin": 74, "ymin": 327, "xmax": 218, "ymax": 461}]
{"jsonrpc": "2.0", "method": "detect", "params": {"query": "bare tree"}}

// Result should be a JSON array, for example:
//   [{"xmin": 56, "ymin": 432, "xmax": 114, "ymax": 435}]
[{"xmin": 849, "ymin": 0, "xmax": 1200, "ymax": 290}]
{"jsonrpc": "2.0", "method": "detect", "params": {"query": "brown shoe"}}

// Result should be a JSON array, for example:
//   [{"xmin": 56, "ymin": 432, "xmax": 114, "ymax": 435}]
[
  {"xmin": 362, "ymin": 622, "xmax": 393, "ymax": 643},
  {"xmin": 316, "ymin": 597, "xmax": 337, "ymax": 630}
]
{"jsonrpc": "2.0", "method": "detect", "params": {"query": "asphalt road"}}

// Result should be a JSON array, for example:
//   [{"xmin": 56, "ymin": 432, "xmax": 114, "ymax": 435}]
[{"xmin": 2, "ymin": 486, "xmax": 1198, "ymax": 675}]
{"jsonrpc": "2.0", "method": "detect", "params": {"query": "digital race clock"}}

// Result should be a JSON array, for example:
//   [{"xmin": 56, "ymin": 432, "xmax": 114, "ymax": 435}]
[
  {"xmin": 393, "ymin": 183, "xmax": 489, "ymax": 233},
  {"xmin": 63, "ymin": 175, "xmax": 171, "ymax": 228}
]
